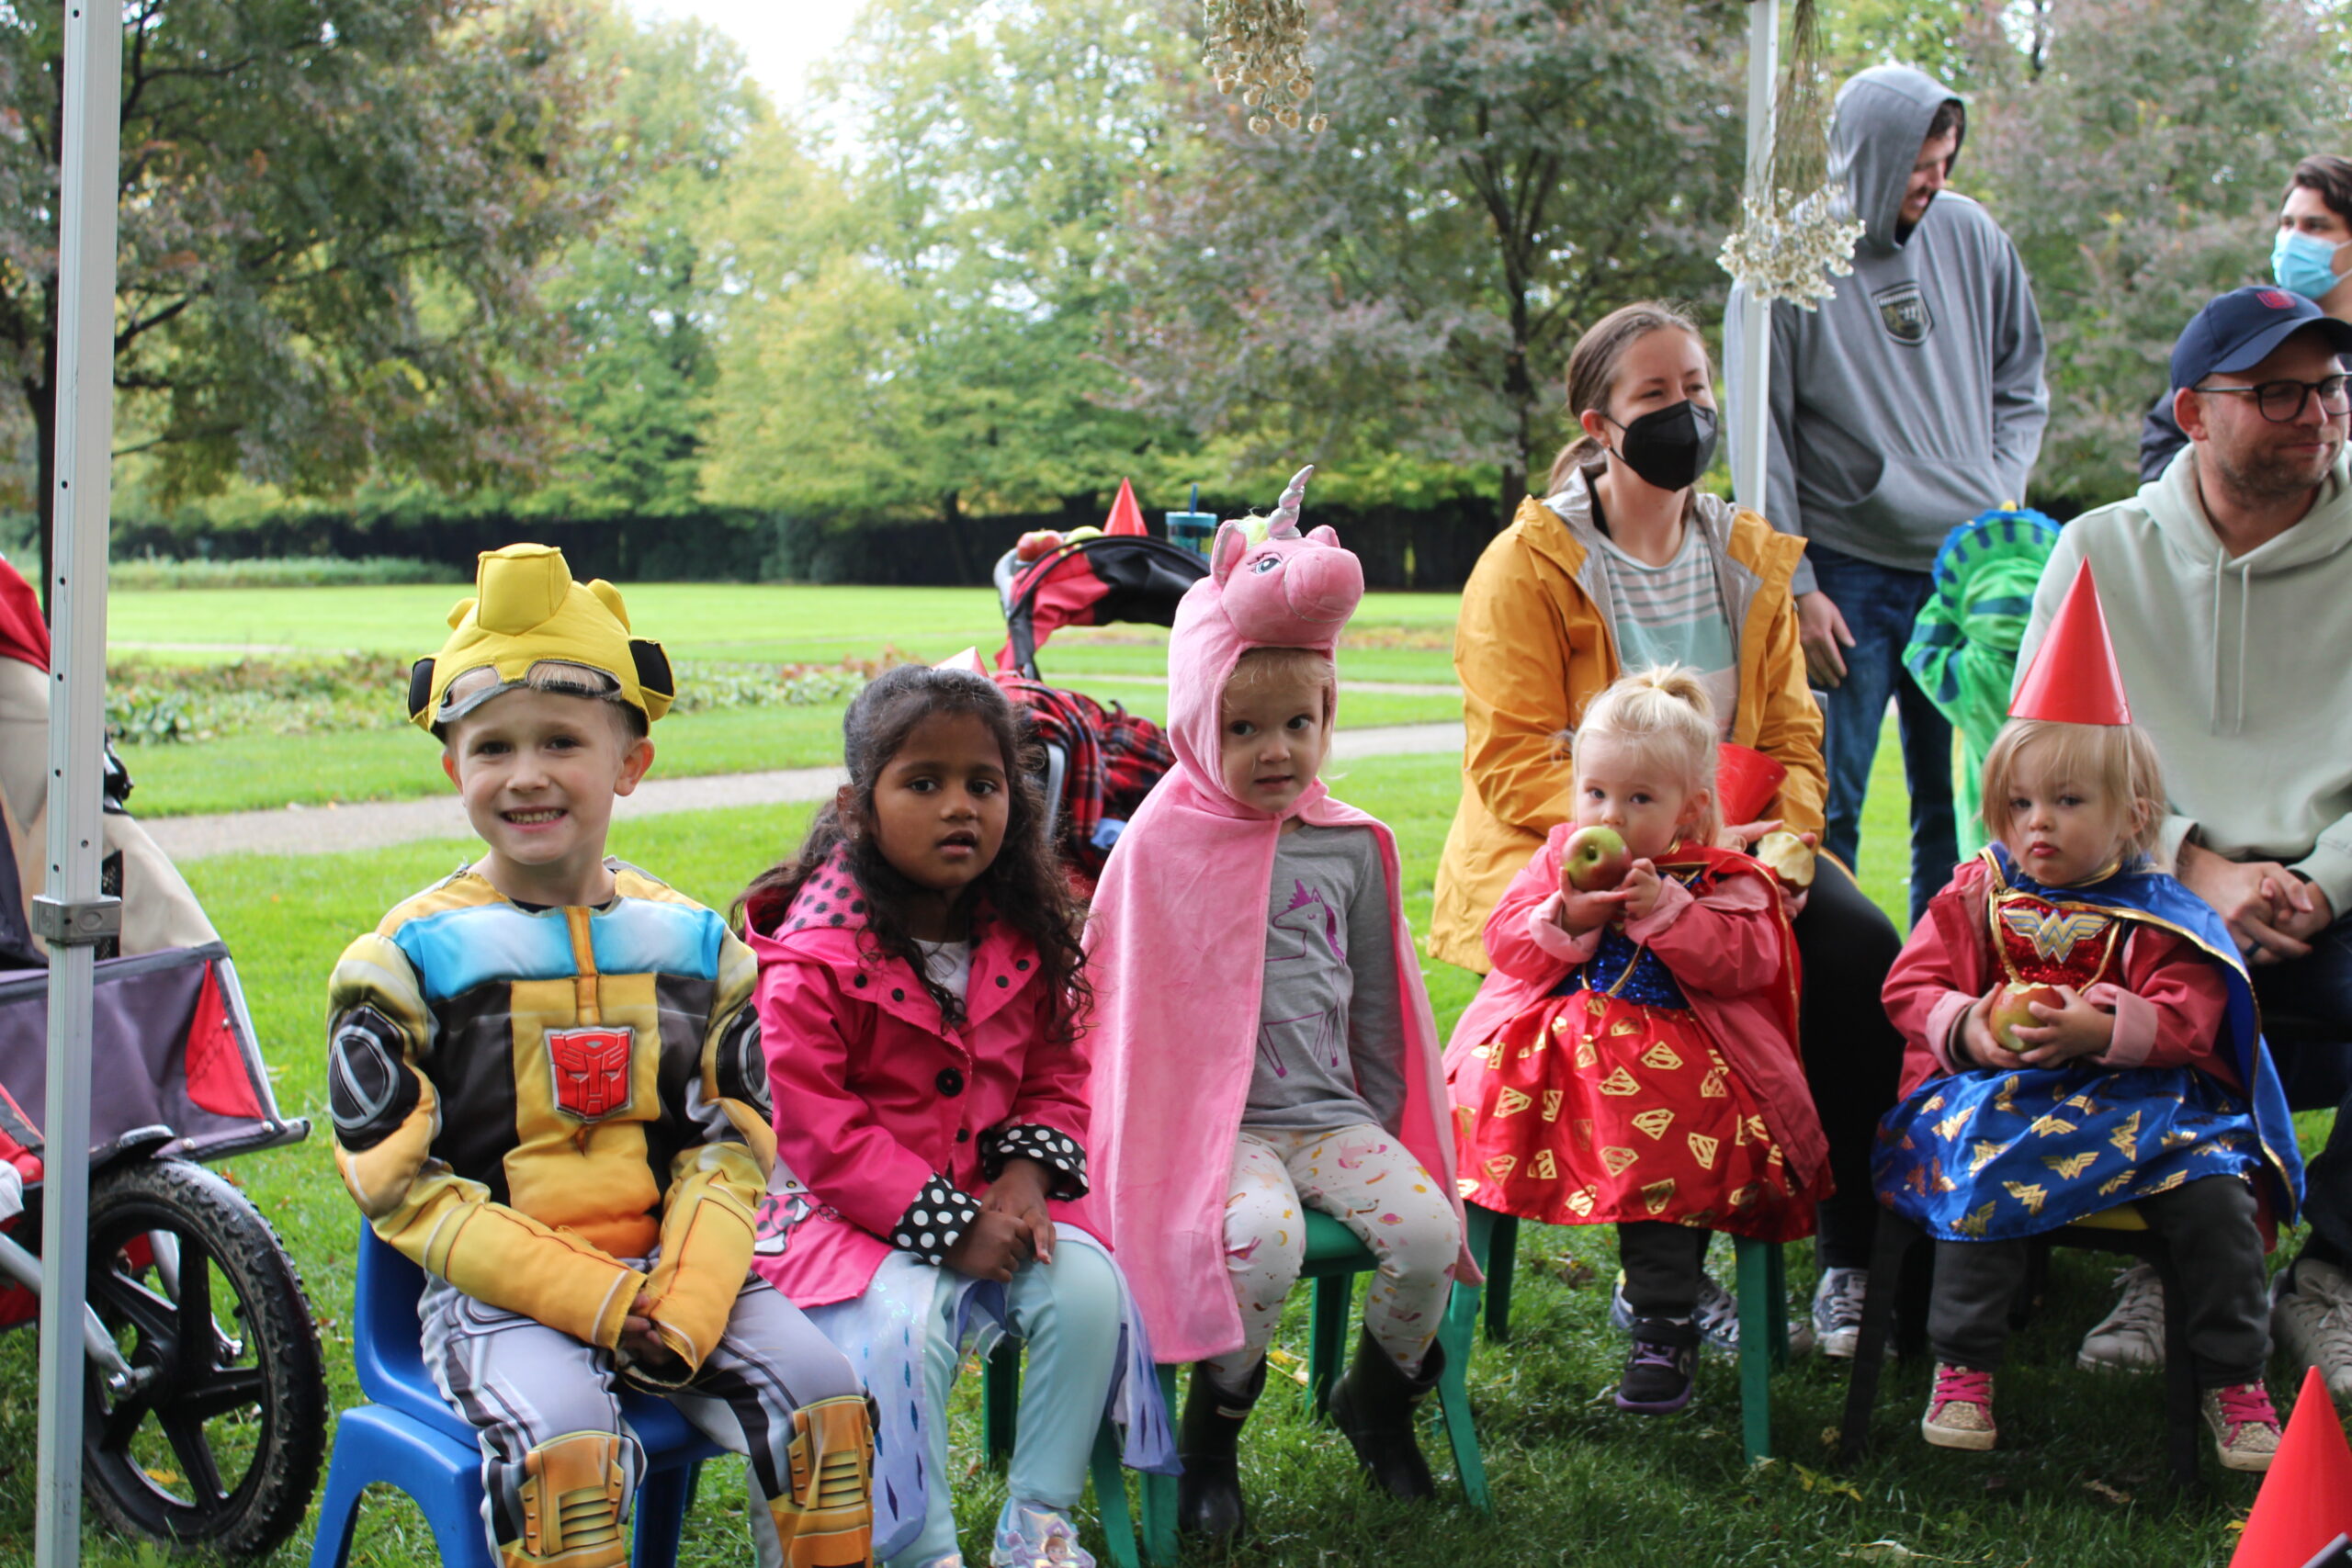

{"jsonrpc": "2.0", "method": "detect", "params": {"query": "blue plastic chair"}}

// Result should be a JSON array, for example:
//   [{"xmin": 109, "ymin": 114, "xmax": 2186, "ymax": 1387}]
[{"xmin": 310, "ymin": 1228, "xmax": 721, "ymax": 1568}]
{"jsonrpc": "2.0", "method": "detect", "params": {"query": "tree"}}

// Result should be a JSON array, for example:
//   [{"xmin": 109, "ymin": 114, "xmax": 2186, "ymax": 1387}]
[
  {"xmin": 701, "ymin": 0, "xmax": 1192, "ymax": 574},
  {"xmin": 1964, "ymin": 0, "xmax": 2347, "ymax": 502},
  {"xmin": 1107, "ymin": 0, "xmax": 1749, "ymax": 527},
  {"xmin": 527, "ymin": 9, "xmax": 762, "ymax": 520},
  {"xmin": 0, "ymin": 0, "xmax": 626, "ymax": 602}
]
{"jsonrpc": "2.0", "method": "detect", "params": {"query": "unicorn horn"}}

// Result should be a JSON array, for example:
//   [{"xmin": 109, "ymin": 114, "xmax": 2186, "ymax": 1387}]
[{"xmin": 1266, "ymin": 465, "xmax": 1316, "ymax": 537}]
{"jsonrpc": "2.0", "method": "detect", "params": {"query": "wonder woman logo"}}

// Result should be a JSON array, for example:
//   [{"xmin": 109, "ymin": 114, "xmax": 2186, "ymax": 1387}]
[{"xmin": 2000, "ymin": 905, "xmax": 2112, "ymax": 964}]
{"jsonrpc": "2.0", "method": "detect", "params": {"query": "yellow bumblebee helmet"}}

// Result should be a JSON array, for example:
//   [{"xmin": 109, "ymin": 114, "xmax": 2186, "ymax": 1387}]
[{"xmin": 407, "ymin": 544, "xmax": 674, "ymax": 732}]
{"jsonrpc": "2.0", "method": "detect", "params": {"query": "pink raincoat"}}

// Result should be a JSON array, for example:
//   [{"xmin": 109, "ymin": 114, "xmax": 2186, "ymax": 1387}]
[
  {"xmin": 1443, "ymin": 826, "xmax": 1830, "ymax": 1193},
  {"xmin": 748, "ymin": 852, "xmax": 1097, "ymax": 1307},
  {"xmin": 1086, "ymin": 488, "xmax": 1477, "ymax": 1365}
]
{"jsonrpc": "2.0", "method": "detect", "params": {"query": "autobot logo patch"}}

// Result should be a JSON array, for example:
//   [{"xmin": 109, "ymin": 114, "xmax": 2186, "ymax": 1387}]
[
  {"xmin": 1873, "ymin": 281, "xmax": 1933, "ymax": 345},
  {"xmin": 547, "ymin": 1026, "xmax": 635, "ymax": 1121}
]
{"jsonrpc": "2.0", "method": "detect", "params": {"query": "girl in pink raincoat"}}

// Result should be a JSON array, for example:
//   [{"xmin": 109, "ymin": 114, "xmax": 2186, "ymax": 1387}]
[
  {"xmin": 741, "ymin": 665, "xmax": 1172, "ymax": 1568},
  {"xmin": 1087, "ymin": 468, "xmax": 1476, "ymax": 1542}
]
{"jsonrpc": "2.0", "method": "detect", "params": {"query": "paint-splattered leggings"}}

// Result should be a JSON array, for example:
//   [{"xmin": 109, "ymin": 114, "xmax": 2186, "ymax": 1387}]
[{"xmin": 1203, "ymin": 1122, "xmax": 1461, "ymax": 1388}]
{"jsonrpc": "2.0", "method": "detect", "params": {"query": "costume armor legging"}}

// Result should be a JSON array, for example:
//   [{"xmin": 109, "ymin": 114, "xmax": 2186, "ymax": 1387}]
[
  {"xmin": 1204, "ymin": 1123, "xmax": 1461, "ymax": 1388},
  {"xmin": 421, "ymin": 1269, "xmax": 864, "ymax": 1567}
]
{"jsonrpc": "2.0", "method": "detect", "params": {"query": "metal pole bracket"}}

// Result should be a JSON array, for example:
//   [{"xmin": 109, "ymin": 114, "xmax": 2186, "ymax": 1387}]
[{"xmin": 30, "ymin": 894, "xmax": 120, "ymax": 946}]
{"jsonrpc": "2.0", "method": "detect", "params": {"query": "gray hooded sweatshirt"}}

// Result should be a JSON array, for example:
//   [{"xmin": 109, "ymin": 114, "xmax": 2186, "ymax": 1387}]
[
  {"xmin": 2015, "ymin": 450, "xmax": 2352, "ymax": 918},
  {"xmin": 1725, "ymin": 65, "xmax": 2049, "ymax": 593}
]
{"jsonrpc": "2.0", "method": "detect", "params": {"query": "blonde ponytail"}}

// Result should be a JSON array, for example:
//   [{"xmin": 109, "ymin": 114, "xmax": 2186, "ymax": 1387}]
[{"xmin": 1575, "ymin": 664, "xmax": 1720, "ymax": 840}]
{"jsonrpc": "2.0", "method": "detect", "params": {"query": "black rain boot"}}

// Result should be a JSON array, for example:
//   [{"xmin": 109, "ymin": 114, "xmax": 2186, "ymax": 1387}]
[
  {"xmin": 1329, "ymin": 1327, "xmax": 1442, "ymax": 1501},
  {"xmin": 1177, "ymin": 1359, "xmax": 1263, "ymax": 1538}
]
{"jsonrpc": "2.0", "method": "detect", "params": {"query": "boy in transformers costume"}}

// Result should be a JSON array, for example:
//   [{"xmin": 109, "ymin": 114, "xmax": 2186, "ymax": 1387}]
[{"xmin": 327, "ymin": 544, "xmax": 874, "ymax": 1568}]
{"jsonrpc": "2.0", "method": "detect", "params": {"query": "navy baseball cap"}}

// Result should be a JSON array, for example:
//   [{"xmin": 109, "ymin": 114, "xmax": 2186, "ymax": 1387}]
[{"xmin": 2171, "ymin": 286, "xmax": 2352, "ymax": 391}]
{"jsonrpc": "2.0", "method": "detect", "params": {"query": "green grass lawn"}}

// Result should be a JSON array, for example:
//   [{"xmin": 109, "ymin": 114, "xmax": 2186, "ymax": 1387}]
[
  {"xmin": 0, "ymin": 739, "xmax": 2301, "ymax": 1565},
  {"xmin": 107, "ymin": 583, "xmax": 1465, "ymax": 816},
  {"xmin": 105, "ymin": 582, "xmax": 1463, "ymax": 671},
  {"xmin": 117, "ymin": 679, "xmax": 1465, "ymax": 818}
]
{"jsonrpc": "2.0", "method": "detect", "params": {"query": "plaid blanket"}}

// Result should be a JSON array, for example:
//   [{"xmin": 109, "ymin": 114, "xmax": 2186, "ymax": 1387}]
[{"xmin": 993, "ymin": 675, "xmax": 1174, "ymax": 891}]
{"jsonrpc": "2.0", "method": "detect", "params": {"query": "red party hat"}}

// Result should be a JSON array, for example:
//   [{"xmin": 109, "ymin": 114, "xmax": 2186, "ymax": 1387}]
[
  {"xmin": 2230, "ymin": 1368, "xmax": 2352, "ymax": 1568},
  {"xmin": 1104, "ymin": 478, "xmax": 1148, "ymax": 536},
  {"xmin": 2008, "ymin": 560, "xmax": 2132, "ymax": 725}
]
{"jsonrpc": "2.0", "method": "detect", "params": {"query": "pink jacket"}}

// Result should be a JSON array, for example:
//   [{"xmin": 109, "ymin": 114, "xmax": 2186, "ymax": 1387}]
[
  {"xmin": 1087, "ymin": 481, "xmax": 1476, "ymax": 1365},
  {"xmin": 749, "ymin": 853, "xmax": 1096, "ymax": 1307},
  {"xmin": 1443, "ymin": 828, "xmax": 1829, "ymax": 1190}
]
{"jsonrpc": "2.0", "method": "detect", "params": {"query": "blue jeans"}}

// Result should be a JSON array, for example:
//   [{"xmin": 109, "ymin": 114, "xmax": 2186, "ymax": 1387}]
[
  {"xmin": 2255, "ymin": 913, "xmax": 2352, "ymax": 1260},
  {"xmin": 1806, "ymin": 544, "xmax": 1959, "ymax": 928}
]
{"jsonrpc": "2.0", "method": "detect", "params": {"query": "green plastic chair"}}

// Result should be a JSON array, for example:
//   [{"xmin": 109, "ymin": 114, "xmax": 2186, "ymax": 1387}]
[
  {"xmin": 985, "ymin": 1208, "xmax": 1493, "ymax": 1562},
  {"xmin": 1465, "ymin": 1203, "xmax": 1793, "ymax": 1462}
]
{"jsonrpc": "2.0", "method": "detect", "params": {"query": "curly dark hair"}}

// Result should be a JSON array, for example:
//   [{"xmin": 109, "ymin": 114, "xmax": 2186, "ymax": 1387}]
[{"xmin": 736, "ymin": 664, "xmax": 1091, "ymax": 1040}]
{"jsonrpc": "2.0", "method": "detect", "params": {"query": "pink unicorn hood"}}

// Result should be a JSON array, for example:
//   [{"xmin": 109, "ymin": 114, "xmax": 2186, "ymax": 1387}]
[{"xmin": 1085, "ymin": 467, "xmax": 1475, "ymax": 1363}]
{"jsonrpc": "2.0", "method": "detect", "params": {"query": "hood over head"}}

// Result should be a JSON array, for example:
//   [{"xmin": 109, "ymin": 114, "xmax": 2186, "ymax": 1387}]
[
  {"xmin": 1165, "ymin": 465, "xmax": 1366, "ymax": 814},
  {"xmin": 1830, "ymin": 64, "xmax": 1964, "ymax": 254}
]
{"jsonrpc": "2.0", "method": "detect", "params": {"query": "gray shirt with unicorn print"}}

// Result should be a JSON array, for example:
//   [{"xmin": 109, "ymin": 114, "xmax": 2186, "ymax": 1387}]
[{"xmin": 1243, "ymin": 823, "xmax": 1408, "ymax": 1133}]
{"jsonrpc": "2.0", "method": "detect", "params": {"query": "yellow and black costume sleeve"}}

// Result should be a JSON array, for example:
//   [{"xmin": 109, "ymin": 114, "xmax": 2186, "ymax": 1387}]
[{"xmin": 329, "ymin": 863, "xmax": 771, "ymax": 1364}]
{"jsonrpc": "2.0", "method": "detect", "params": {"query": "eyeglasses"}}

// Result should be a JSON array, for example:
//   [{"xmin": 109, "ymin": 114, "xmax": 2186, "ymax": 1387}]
[{"xmin": 2189, "ymin": 374, "xmax": 2352, "ymax": 423}]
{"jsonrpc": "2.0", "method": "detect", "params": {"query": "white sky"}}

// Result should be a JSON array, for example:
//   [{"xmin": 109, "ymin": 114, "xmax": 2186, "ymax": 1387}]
[{"xmin": 628, "ymin": 0, "xmax": 864, "ymax": 107}]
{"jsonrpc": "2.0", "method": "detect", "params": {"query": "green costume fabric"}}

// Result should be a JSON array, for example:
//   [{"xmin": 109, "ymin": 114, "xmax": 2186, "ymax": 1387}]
[{"xmin": 1903, "ymin": 507, "xmax": 2060, "ymax": 855}]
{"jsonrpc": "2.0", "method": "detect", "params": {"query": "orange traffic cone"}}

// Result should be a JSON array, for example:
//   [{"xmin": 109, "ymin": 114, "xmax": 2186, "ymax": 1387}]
[
  {"xmin": 2231, "ymin": 1368, "xmax": 2352, "ymax": 1568},
  {"xmin": 1104, "ymin": 478, "xmax": 1148, "ymax": 536}
]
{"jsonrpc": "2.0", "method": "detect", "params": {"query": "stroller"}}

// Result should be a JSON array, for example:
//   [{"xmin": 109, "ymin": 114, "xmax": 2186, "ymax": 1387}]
[
  {"xmin": 989, "ymin": 533, "xmax": 1205, "ymax": 894},
  {"xmin": 0, "ymin": 556, "xmax": 324, "ymax": 1558}
]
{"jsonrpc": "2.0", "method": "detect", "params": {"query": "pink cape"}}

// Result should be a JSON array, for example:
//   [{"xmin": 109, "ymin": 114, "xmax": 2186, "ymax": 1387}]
[{"xmin": 1084, "ymin": 512, "xmax": 1477, "ymax": 1365}]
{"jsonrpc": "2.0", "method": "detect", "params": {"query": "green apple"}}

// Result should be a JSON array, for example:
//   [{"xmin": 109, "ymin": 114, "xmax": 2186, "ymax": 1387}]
[
  {"xmin": 1988, "ymin": 982, "xmax": 2064, "ymax": 1054},
  {"xmin": 1561, "ymin": 825, "xmax": 1631, "ymax": 892}
]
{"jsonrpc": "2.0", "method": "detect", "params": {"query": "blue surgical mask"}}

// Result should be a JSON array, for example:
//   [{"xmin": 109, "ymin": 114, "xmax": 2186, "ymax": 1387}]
[{"xmin": 2272, "ymin": 228, "xmax": 2352, "ymax": 300}]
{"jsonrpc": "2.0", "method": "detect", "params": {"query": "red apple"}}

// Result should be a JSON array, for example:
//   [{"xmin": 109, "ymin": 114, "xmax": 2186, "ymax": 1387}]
[
  {"xmin": 1014, "ymin": 529, "xmax": 1064, "ymax": 562},
  {"xmin": 1561, "ymin": 825, "xmax": 1632, "ymax": 892},
  {"xmin": 1987, "ymin": 982, "xmax": 2064, "ymax": 1054},
  {"xmin": 1753, "ymin": 829, "xmax": 1815, "ymax": 889}
]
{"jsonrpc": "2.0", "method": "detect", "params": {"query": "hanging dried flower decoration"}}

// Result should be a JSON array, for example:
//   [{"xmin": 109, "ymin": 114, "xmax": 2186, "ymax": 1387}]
[
  {"xmin": 1718, "ymin": 0, "xmax": 1863, "ymax": 310},
  {"xmin": 1203, "ymin": 0, "xmax": 1327, "ymax": 135}
]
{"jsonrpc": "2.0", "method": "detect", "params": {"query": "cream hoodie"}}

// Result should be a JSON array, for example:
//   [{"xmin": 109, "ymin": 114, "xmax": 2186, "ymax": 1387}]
[{"xmin": 2017, "ymin": 449, "xmax": 2352, "ymax": 914}]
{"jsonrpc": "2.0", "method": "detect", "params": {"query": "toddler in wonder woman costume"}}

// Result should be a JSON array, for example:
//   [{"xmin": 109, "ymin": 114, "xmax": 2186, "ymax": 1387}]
[
  {"xmin": 1876, "ymin": 564, "xmax": 2303, "ymax": 1470},
  {"xmin": 1453, "ymin": 664, "xmax": 1829, "ymax": 1416}
]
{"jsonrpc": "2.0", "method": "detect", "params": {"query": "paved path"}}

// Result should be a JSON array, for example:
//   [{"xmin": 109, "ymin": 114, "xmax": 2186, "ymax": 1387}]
[
  {"xmin": 1059, "ymin": 672, "xmax": 1464, "ymax": 698},
  {"xmin": 145, "ymin": 721, "xmax": 1468, "ymax": 862}
]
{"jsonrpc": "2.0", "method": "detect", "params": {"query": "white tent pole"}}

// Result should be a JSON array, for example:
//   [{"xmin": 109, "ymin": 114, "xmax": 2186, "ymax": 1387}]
[
  {"xmin": 1735, "ymin": 0, "xmax": 1778, "ymax": 512},
  {"xmin": 34, "ymin": 0, "xmax": 124, "ymax": 1561}
]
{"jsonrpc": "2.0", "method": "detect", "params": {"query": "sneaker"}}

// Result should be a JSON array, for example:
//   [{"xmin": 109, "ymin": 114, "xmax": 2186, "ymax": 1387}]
[
  {"xmin": 1615, "ymin": 1317, "xmax": 1698, "ymax": 1413},
  {"xmin": 1813, "ymin": 1266, "xmax": 1870, "ymax": 1359},
  {"xmin": 1920, "ymin": 1363, "xmax": 1997, "ymax": 1450},
  {"xmin": 1610, "ymin": 1269, "xmax": 1813, "ymax": 1357},
  {"xmin": 2273, "ymin": 1256, "xmax": 2352, "ymax": 1403},
  {"xmin": 989, "ymin": 1502, "xmax": 1094, "ymax": 1568},
  {"xmin": 2077, "ymin": 1262, "xmax": 2165, "ymax": 1372},
  {"xmin": 2200, "ymin": 1382, "xmax": 2282, "ymax": 1472}
]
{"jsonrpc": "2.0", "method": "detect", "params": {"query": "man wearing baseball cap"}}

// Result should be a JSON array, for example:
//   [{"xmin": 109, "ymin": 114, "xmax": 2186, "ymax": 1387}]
[{"xmin": 2015, "ymin": 285, "xmax": 2352, "ymax": 1390}]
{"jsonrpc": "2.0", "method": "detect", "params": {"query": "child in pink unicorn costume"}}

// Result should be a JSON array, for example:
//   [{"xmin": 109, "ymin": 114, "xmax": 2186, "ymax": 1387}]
[{"xmin": 1087, "ymin": 468, "xmax": 1476, "ymax": 1540}]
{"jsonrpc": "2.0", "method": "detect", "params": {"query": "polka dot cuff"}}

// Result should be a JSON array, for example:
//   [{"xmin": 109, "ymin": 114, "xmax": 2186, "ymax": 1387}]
[
  {"xmin": 980, "ymin": 1123, "xmax": 1089, "ymax": 1201},
  {"xmin": 890, "ymin": 1176, "xmax": 982, "ymax": 1265}
]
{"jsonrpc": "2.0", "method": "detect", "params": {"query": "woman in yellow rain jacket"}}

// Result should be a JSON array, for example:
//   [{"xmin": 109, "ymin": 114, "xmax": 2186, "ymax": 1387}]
[{"xmin": 1432, "ymin": 302, "xmax": 1905, "ymax": 1360}]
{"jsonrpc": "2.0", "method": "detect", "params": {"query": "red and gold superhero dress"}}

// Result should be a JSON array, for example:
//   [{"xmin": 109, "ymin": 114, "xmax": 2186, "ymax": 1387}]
[{"xmin": 1456, "ymin": 850, "xmax": 1823, "ymax": 1240}]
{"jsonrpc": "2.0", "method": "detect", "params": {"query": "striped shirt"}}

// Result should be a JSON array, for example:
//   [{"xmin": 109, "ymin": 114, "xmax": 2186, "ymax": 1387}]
[{"xmin": 1591, "ymin": 522, "xmax": 1739, "ymax": 739}]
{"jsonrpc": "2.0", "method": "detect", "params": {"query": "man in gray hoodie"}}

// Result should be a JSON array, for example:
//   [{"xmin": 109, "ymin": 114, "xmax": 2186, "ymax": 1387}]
[
  {"xmin": 2018, "ymin": 286, "xmax": 2352, "ymax": 1395},
  {"xmin": 1727, "ymin": 66, "xmax": 2048, "ymax": 933}
]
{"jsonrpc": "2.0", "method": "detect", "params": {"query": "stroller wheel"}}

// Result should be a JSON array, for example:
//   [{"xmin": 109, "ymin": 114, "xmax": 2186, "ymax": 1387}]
[{"xmin": 78, "ymin": 1157, "xmax": 326, "ymax": 1559}]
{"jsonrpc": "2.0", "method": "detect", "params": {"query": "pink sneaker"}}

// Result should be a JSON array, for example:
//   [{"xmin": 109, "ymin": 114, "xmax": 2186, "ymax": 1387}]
[
  {"xmin": 1921, "ymin": 1363, "xmax": 1996, "ymax": 1450},
  {"xmin": 2202, "ymin": 1382, "xmax": 2282, "ymax": 1472}
]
